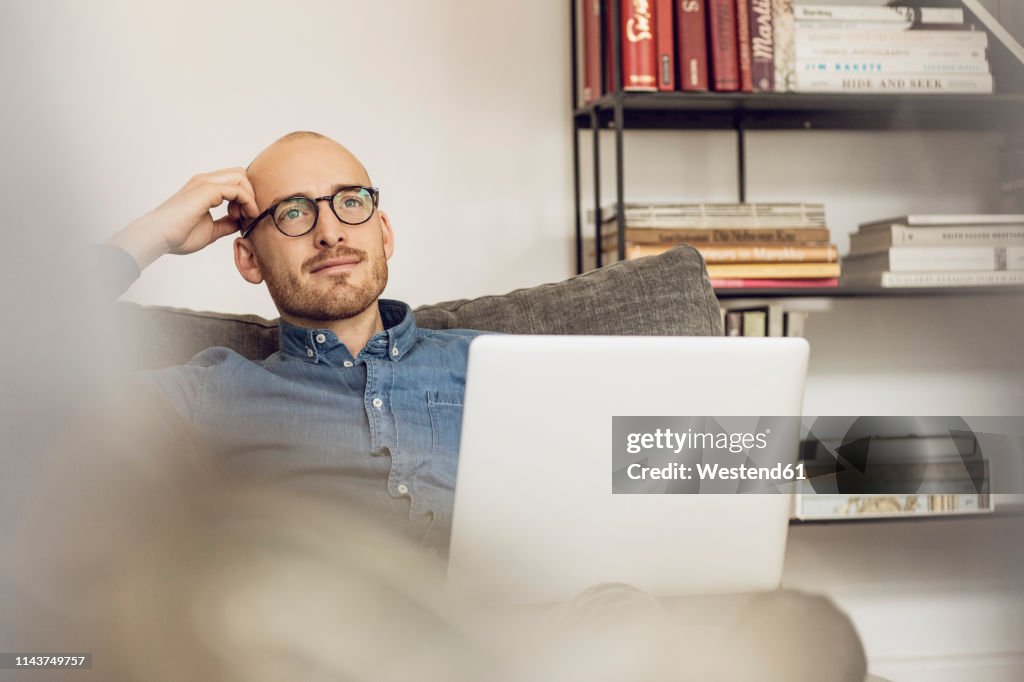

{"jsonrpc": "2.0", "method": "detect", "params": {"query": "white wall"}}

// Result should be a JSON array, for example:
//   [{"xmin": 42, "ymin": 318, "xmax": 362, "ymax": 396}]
[
  {"xmin": 6, "ymin": 0, "xmax": 574, "ymax": 316},
  {"xmin": 6, "ymin": 1, "xmax": 1023, "ymax": 679}
]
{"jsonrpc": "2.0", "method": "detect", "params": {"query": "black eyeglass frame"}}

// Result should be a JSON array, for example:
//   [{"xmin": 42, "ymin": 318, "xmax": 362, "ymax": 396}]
[{"xmin": 240, "ymin": 185, "xmax": 380, "ymax": 238}]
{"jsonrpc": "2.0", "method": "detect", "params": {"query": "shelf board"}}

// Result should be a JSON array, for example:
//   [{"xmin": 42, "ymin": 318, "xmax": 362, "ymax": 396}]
[
  {"xmin": 713, "ymin": 285, "xmax": 1024, "ymax": 299},
  {"xmin": 574, "ymin": 92, "xmax": 1024, "ymax": 131},
  {"xmin": 790, "ymin": 508, "xmax": 1024, "ymax": 525}
]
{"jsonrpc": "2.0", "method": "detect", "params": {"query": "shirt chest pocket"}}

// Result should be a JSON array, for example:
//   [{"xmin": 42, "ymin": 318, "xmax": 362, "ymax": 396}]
[{"xmin": 426, "ymin": 390, "xmax": 464, "ymax": 460}]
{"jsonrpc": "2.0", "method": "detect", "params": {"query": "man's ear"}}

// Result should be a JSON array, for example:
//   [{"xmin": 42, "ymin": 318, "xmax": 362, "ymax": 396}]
[
  {"xmin": 379, "ymin": 210, "xmax": 395, "ymax": 260},
  {"xmin": 234, "ymin": 237, "xmax": 264, "ymax": 284}
]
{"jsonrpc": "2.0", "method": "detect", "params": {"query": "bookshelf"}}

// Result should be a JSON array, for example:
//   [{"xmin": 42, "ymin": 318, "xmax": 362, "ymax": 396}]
[
  {"xmin": 569, "ymin": 9, "xmax": 1024, "ymax": 672},
  {"xmin": 570, "ymin": 0, "xmax": 1024, "ymax": 288}
]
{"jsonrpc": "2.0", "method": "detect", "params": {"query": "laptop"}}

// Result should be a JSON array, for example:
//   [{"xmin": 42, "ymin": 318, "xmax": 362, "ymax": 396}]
[{"xmin": 447, "ymin": 335, "xmax": 809, "ymax": 605}]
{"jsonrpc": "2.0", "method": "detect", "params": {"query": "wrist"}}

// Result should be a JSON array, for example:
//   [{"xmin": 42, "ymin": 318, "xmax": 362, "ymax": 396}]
[{"xmin": 105, "ymin": 218, "xmax": 171, "ymax": 271}]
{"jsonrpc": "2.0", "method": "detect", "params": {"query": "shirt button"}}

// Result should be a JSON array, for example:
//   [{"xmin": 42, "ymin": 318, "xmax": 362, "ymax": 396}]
[
  {"xmin": 397, "ymin": 483, "xmax": 409, "ymax": 495},
  {"xmin": 343, "ymin": 360, "xmax": 354, "ymax": 368},
  {"xmin": 372, "ymin": 398, "xmax": 383, "ymax": 409},
  {"xmin": 306, "ymin": 348, "xmax": 314, "ymax": 358},
  {"xmin": 315, "ymin": 333, "xmax": 327, "ymax": 344},
  {"xmin": 391, "ymin": 347, "xmax": 399, "ymax": 357}
]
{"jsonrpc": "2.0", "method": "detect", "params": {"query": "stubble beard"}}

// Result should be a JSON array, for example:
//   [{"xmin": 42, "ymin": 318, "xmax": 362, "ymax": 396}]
[{"xmin": 265, "ymin": 252, "xmax": 389, "ymax": 323}]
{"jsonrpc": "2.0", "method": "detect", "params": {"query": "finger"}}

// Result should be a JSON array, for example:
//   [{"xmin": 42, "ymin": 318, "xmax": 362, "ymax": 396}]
[
  {"xmin": 202, "ymin": 183, "xmax": 259, "ymax": 219},
  {"xmin": 212, "ymin": 215, "xmax": 241, "ymax": 242},
  {"xmin": 226, "ymin": 199, "xmax": 255, "ymax": 230},
  {"xmin": 187, "ymin": 167, "xmax": 249, "ymax": 190},
  {"xmin": 195, "ymin": 170, "xmax": 258, "ymax": 217},
  {"xmin": 237, "ymin": 173, "xmax": 257, "ymax": 207},
  {"xmin": 204, "ymin": 168, "xmax": 258, "ymax": 204}
]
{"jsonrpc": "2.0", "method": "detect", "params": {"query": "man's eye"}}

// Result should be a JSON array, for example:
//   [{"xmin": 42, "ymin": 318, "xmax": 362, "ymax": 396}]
[
  {"xmin": 342, "ymin": 198, "xmax": 362, "ymax": 208},
  {"xmin": 285, "ymin": 208, "xmax": 302, "ymax": 220}
]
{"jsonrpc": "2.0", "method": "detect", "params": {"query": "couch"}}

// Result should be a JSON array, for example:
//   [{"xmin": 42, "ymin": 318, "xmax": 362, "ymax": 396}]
[{"xmin": 116, "ymin": 244, "xmax": 722, "ymax": 369}]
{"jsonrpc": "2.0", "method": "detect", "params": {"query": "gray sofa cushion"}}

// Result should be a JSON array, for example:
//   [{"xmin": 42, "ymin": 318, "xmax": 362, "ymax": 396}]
[{"xmin": 118, "ymin": 244, "xmax": 720, "ymax": 370}]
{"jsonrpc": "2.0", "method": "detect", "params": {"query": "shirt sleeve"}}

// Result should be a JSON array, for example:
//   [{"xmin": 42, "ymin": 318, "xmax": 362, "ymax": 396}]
[
  {"xmin": 118, "ymin": 374, "xmax": 220, "ymax": 476},
  {"xmin": 135, "ymin": 363, "xmax": 209, "ymax": 428},
  {"xmin": 96, "ymin": 243, "xmax": 142, "ymax": 299}
]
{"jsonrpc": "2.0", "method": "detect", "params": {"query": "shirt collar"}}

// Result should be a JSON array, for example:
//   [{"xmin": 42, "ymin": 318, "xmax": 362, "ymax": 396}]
[{"xmin": 278, "ymin": 299, "xmax": 418, "ymax": 366}]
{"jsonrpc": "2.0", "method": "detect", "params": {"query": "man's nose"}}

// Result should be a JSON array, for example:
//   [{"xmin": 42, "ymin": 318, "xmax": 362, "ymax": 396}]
[{"xmin": 313, "ymin": 202, "xmax": 350, "ymax": 248}]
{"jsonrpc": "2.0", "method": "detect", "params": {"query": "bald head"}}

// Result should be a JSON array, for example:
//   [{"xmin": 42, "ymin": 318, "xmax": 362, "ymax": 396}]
[{"xmin": 247, "ymin": 132, "xmax": 372, "ymax": 211}]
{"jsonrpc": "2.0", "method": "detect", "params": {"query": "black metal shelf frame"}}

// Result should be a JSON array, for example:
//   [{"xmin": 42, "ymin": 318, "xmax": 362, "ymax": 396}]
[{"xmin": 569, "ymin": 0, "xmax": 1024, "ymax": 279}]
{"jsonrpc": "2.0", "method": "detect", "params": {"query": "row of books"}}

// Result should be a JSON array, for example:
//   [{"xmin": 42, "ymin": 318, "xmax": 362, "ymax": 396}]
[
  {"xmin": 794, "ymin": 431, "xmax": 991, "ymax": 520},
  {"xmin": 841, "ymin": 213, "xmax": 1024, "ymax": 288},
  {"xmin": 580, "ymin": 1, "xmax": 993, "ymax": 99},
  {"xmin": 592, "ymin": 201, "xmax": 841, "ymax": 288},
  {"xmin": 720, "ymin": 302, "xmax": 807, "ymax": 336}
]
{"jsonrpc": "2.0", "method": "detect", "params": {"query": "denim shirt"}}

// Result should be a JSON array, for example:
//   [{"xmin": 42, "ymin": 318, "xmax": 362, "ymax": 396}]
[{"xmin": 138, "ymin": 298, "xmax": 482, "ymax": 553}]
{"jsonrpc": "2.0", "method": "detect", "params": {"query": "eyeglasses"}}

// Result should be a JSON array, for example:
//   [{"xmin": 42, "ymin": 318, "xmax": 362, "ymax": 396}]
[{"xmin": 240, "ymin": 186, "xmax": 380, "ymax": 238}]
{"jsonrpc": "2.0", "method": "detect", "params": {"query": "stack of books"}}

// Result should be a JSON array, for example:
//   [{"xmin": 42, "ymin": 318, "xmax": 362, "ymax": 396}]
[
  {"xmin": 794, "ymin": 431, "xmax": 991, "ymax": 520},
  {"xmin": 594, "ymin": 202, "xmax": 841, "ymax": 288},
  {"xmin": 719, "ymin": 301, "xmax": 808, "ymax": 337},
  {"xmin": 841, "ymin": 214, "xmax": 1024, "ymax": 288},
  {"xmin": 789, "ymin": 3, "xmax": 994, "ymax": 93}
]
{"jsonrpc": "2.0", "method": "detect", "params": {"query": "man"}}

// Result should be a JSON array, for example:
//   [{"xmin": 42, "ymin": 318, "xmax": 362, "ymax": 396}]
[
  {"xmin": 98, "ymin": 132, "xmax": 870, "ymax": 680},
  {"xmin": 104, "ymin": 131, "xmax": 481, "ymax": 553}
]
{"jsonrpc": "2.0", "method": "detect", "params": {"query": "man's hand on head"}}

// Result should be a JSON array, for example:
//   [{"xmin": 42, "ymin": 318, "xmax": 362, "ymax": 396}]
[{"xmin": 106, "ymin": 168, "xmax": 259, "ymax": 270}]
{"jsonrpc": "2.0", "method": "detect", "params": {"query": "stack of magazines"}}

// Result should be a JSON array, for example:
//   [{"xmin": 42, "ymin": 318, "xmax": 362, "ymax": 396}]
[
  {"xmin": 593, "ymin": 202, "xmax": 840, "ymax": 288},
  {"xmin": 841, "ymin": 214, "xmax": 1024, "ymax": 288}
]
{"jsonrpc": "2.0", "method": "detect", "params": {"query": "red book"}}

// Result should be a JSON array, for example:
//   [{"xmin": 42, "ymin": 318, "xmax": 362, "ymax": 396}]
[
  {"xmin": 621, "ymin": 0, "xmax": 658, "ymax": 91},
  {"xmin": 711, "ymin": 278, "xmax": 840, "ymax": 289},
  {"xmin": 735, "ymin": 0, "xmax": 754, "ymax": 92},
  {"xmin": 749, "ymin": 0, "xmax": 774, "ymax": 92},
  {"xmin": 654, "ymin": 0, "xmax": 676, "ymax": 90},
  {"xmin": 707, "ymin": 0, "xmax": 739, "ymax": 91},
  {"xmin": 677, "ymin": 0, "xmax": 708, "ymax": 91},
  {"xmin": 582, "ymin": 0, "xmax": 603, "ymax": 103},
  {"xmin": 604, "ymin": 0, "xmax": 613, "ymax": 92}
]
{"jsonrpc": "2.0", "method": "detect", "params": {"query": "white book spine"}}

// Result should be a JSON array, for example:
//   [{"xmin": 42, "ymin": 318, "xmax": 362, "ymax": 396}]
[
  {"xmin": 773, "ymin": 0, "xmax": 796, "ymax": 92},
  {"xmin": 794, "ymin": 6, "xmax": 964, "ymax": 24},
  {"xmin": 794, "ymin": 493, "xmax": 990, "ymax": 520},
  {"xmin": 851, "ymin": 230, "xmax": 1024, "ymax": 254},
  {"xmin": 879, "ymin": 270, "xmax": 1024, "ymax": 287},
  {"xmin": 883, "ymin": 246, "xmax": 1024, "ymax": 271},
  {"xmin": 795, "ymin": 29, "xmax": 989, "ymax": 48},
  {"xmin": 784, "ymin": 311, "xmax": 807, "ymax": 338},
  {"xmin": 767, "ymin": 303, "xmax": 784, "ymax": 337},
  {"xmin": 892, "ymin": 225, "xmax": 1024, "ymax": 245},
  {"xmin": 797, "ymin": 58, "xmax": 989, "ymax": 75},
  {"xmin": 891, "ymin": 213, "xmax": 1024, "ymax": 226},
  {"xmin": 796, "ymin": 45, "xmax": 988, "ymax": 61},
  {"xmin": 794, "ymin": 72, "xmax": 993, "ymax": 93},
  {"xmin": 795, "ymin": 20, "xmax": 914, "ymax": 33}
]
